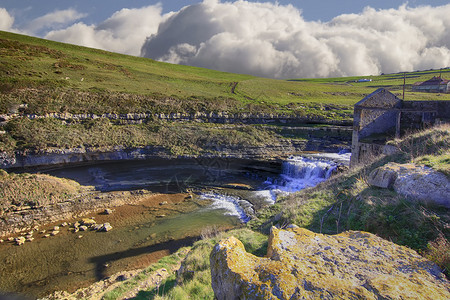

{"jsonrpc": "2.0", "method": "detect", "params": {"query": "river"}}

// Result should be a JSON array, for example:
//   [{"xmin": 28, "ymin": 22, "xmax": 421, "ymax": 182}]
[{"xmin": 0, "ymin": 154, "xmax": 349, "ymax": 298}]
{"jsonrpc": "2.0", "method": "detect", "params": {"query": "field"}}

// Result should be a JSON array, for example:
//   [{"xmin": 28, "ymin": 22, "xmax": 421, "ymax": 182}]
[{"xmin": 1, "ymin": 30, "xmax": 449, "ymax": 117}]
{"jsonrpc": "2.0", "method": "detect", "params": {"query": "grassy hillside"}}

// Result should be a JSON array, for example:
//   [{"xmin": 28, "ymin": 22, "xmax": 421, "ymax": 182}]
[{"xmin": 1, "ymin": 30, "xmax": 448, "ymax": 117}]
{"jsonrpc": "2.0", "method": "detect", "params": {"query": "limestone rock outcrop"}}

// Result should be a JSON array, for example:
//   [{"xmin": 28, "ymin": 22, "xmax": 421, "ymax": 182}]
[
  {"xmin": 368, "ymin": 163, "xmax": 450, "ymax": 207},
  {"xmin": 210, "ymin": 227, "xmax": 450, "ymax": 300}
]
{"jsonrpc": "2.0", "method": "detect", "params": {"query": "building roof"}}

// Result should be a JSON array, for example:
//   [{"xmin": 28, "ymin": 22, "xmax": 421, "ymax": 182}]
[{"xmin": 415, "ymin": 76, "xmax": 449, "ymax": 86}]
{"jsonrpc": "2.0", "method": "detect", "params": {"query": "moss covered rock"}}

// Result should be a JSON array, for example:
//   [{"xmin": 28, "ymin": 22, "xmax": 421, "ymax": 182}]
[{"xmin": 210, "ymin": 227, "xmax": 450, "ymax": 299}]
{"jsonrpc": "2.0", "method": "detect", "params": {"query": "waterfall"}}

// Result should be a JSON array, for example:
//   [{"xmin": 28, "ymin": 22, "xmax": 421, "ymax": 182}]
[
  {"xmin": 200, "ymin": 193, "xmax": 253, "ymax": 223},
  {"xmin": 260, "ymin": 153, "xmax": 350, "ymax": 202}
]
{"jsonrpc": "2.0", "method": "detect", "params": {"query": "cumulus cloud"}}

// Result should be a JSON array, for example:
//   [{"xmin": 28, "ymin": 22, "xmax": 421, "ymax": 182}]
[
  {"xmin": 0, "ymin": 8, "xmax": 15, "ymax": 31},
  {"xmin": 141, "ymin": 1, "xmax": 450, "ymax": 78},
  {"xmin": 45, "ymin": 5, "xmax": 168, "ymax": 56},
  {"xmin": 25, "ymin": 9, "xmax": 86, "ymax": 34}
]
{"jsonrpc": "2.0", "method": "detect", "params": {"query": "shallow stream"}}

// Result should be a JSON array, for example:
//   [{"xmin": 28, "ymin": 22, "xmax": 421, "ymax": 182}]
[{"xmin": 0, "ymin": 155, "xmax": 349, "ymax": 298}]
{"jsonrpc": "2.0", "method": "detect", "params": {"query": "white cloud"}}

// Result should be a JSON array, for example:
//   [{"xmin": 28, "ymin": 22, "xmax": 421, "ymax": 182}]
[
  {"xmin": 25, "ymin": 9, "xmax": 86, "ymax": 34},
  {"xmin": 0, "ymin": 8, "xmax": 14, "ymax": 31},
  {"xmin": 3, "ymin": 2, "xmax": 450, "ymax": 78},
  {"xmin": 141, "ymin": 1, "xmax": 450, "ymax": 78},
  {"xmin": 45, "ymin": 5, "xmax": 168, "ymax": 56}
]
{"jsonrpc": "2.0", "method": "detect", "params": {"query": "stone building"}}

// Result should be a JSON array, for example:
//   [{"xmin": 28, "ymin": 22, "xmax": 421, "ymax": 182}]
[
  {"xmin": 350, "ymin": 88, "xmax": 450, "ymax": 167},
  {"xmin": 412, "ymin": 76, "xmax": 450, "ymax": 93}
]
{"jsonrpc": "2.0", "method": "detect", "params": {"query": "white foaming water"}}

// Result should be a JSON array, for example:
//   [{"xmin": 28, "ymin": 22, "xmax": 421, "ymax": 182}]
[
  {"xmin": 260, "ymin": 153, "xmax": 351, "ymax": 202},
  {"xmin": 200, "ymin": 193, "xmax": 252, "ymax": 223},
  {"xmin": 201, "ymin": 152, "xmax": 351, "ymax": 222}
]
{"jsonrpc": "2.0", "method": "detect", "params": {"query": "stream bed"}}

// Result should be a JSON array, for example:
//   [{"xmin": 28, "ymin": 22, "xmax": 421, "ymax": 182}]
[{"xmin": 0, "ymin": 155, "xmax": 350, "ymax": 298}]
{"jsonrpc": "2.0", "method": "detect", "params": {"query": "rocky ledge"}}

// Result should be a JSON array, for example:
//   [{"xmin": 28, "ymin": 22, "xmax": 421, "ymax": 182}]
[{"xmin": 210, "ymin": 226, "xmax": 450, "ymax": 300}]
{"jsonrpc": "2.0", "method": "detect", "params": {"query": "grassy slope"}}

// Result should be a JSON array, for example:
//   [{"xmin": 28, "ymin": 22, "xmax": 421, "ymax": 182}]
[{"xmin": 1, "ymin": 30, "xmax": 448, "ymax": 117}]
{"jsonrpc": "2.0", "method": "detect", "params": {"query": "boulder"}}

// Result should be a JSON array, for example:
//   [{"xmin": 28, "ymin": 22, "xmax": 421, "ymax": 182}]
[
  {"xmin": 210, "ymin": 227, "xmax": 450, "ymax": 300},
  {"xmin": 368, "ymin": 163, "xmax": 450, "ymax": 207}
]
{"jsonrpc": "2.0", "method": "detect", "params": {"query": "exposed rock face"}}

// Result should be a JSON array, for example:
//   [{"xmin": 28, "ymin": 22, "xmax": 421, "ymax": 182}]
[
  {"xmin": 368, "ymin": 163, "xmax": 450, "ymax": 207},
  {"xmin": 210, "ymin": 227, "xmax": 450, "ymax": 300}
]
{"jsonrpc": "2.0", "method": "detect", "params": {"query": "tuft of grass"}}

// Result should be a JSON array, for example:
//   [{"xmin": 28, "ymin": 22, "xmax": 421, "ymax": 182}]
[{"xmin": 424, "ymin": 233, "xmax": 450, "ymax": 278}]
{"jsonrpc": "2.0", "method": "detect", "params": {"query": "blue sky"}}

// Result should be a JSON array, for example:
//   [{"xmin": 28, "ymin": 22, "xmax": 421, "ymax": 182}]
[
  {"xmin": 1, "ymin": 1, "xmax": 450, "ymax": 78},
  {"xmin": 3, "ymin": 1, "xmax": 450, "ymax": 26}
]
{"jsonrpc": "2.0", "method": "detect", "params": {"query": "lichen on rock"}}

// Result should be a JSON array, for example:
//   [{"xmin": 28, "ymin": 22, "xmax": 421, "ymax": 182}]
[{"xmin": 210, "ymin": 227, "xmax": 450, "ymax": 300}]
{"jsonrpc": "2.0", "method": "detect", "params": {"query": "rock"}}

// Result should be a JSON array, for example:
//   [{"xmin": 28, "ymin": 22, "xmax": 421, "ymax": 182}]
[
  {"xmin": 81, "ymin": 218, "xmax": 96, "ymax": 226},
  {"xmin": 368, "ymin": 165, "xmax": 398, "ymax": 188},
  {"xmin": 79, "ymin": 226, "xmax": 88, "ymax": 231},
  {"xmin": 61, "ymin": 222, "xmax": 68, "ymax": 227},
  {"xmin": 210, "ymin": 227, "xmax": 450, "ymax": 300},
  {"xmin": 43, "ymin": 234, "xmax": 50, "ymax": 238},
  {"xmin": 51, "ymin": 230, "xmax": 59, "ymax": 236},
  {"xmin": 368, "ymin": 163, "xmax": 450, "ymax": 207},
  {"xmin": 14, "ymin": 237, "xmax": 26, "ymax": 246},
  {"xmin": 53, "ymin": 226, "xmax": 60, "ymax": 231},
  {"xmin": 99, "ymin": 223, "xmax": 112, "ymax": 232},
  {"xmin": 159, "ymin": 201, "xmax": 168, "ymax": 205},
  {"xmin": 104, "ymin": 208, "xmax": 114, "ymax": 215},
  {"xmin": 92, "ymin": 224, "xmax": 103, "ymax": 231}
]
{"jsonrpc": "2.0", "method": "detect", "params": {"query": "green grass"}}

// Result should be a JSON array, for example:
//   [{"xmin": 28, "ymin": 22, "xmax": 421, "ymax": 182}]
[
  {"xmin": 102, "ymin": 228, "xmax": 267, "ymax": 300},
  {"xmin": 1, "ymin": 30, "xmax": 448, "ymax": 118},
  {"xmin": 0, "ymin": 118, "xmax": 283, "ymax": 154}
]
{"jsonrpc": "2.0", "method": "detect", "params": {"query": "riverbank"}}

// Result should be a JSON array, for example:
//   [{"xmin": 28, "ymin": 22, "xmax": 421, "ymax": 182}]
[{"xmin": 0, "ymin": 190, "xmax": 238, "ymax": 298}]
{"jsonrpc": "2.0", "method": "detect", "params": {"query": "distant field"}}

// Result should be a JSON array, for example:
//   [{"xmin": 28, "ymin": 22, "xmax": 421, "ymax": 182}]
[{"xmin": 1, "ymin": 30, "xmax": 448, "ymax": 117}]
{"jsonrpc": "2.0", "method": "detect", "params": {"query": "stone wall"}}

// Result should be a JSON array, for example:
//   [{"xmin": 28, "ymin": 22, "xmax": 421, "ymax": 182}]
[
  {"xmin": 350, "ymin": 89, "xmax": 402, "ymax": 166},
  {"xmin": 350, "ymin": 89, "xmax": 450, "ymax": 167}
]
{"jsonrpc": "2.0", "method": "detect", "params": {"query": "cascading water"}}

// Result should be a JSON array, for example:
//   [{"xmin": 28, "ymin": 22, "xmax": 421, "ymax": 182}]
[
  {"xmin": 259, "ymin": 153, "xmax": 351, "ymax": 203},
  {"xmin": 200, "ymin": 152, "xmax": 351, "ymax": 223},
  {"xmin": 199, "ymin": 193, "xmax": 253, "ymax": 223}
]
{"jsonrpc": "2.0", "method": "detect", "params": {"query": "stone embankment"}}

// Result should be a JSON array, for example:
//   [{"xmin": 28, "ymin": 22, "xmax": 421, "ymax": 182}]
[
  {"xmin": 210, "ymin": 226, "xmax": 450, "ymax": 299},
  {"xmin": 0, "ymin": 111, "xmax": 351, "ymax": 125},
  {"xmin": 0, "ymin": 189, "xmax": 149, "ymax": 237},
  {"xmin": 0, "ymin": 132, "xmax": 350, "ymax": 169},
  {"xmin": 368, "ymin": 162, "xmax": 450, "ymax": 208}
]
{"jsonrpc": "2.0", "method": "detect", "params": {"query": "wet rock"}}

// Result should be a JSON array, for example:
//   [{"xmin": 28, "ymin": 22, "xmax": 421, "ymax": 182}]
[
  {"xmin": 15, "ymin": 237, "xmax": 26, "ymax": 245},
  {"xmin": 210, "ymin": 227, "xmax": 450, "ymax": 300}
]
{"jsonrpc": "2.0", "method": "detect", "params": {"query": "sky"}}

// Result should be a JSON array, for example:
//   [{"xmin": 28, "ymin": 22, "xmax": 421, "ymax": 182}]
[{"xmin": 1, "ymin": 0, "xmax": 450, "ymax": 79}]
